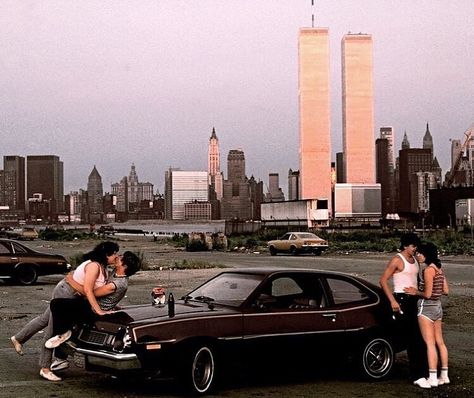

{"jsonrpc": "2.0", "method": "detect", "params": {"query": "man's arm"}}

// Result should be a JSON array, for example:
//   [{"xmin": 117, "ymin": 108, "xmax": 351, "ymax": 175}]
[{"xmin": 379, "ymin": 256, "xmax": 402, "ymax": 312}]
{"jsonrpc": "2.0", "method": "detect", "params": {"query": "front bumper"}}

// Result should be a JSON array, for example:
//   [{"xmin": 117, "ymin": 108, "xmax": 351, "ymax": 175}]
[{"xmin": 68, "ymin": 343, "xmax": 142, "ymax": 371}]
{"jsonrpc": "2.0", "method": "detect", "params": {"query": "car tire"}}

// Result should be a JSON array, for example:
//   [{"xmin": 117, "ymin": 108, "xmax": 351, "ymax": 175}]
[
  {"xmin": 180, "ymin": 344, "xmax": 216, "ymax": 395},
  {"xmin": 269, "ymin": 246, "xmax": 277, "ymax": 256},
  {"xmin": 15, "ymin": 264, "xmax": 38, "ymax": 285},
  {"xmin": 359, "ymin": 337, "xmax": 394, "ymax": 380},
  {"xmin": 290, "ymin": 246, "xmax": 298, "ymax": 256}
]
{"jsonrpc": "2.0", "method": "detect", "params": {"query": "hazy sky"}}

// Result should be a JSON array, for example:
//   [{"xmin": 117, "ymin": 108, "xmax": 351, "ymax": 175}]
[{"xmin": 1, "ymin": 0, "xmax": 473, "ymax": 194}]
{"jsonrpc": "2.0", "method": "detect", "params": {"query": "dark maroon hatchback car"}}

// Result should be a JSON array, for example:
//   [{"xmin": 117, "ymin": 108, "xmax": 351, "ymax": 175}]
[{"xmin": 66, "ymin": 269, "xmax": 405, "ymax": 395}]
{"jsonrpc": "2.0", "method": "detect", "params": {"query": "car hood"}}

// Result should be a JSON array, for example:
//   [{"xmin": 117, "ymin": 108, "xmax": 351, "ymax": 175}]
[{"xmin": 96, "ymin": 300, "xmax": 237, "ymax": 329}]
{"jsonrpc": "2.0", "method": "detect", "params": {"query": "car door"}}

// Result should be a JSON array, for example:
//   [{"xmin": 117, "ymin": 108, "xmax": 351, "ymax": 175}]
[
  {"xmin": 241, "ymin": 273, "xmax": 347, "ymax": 364},
  {"xmin": 320, "ymin": 275, "xmax": 380, "ymax": 349},
  {"xmin": 0, "ymin": 240, "xmax": 16, "ymax": 277}
]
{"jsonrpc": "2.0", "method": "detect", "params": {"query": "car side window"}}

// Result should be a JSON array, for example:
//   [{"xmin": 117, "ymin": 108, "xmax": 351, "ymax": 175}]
[
  {"xmin": 271, "ymin": 277, "xmax": 302, "ymax": 297},
  {"xmin": 281, "ymin": 234, "xmax": 291, "ymax": 241},
  {"xmin": 290, "ymin": 234, "xmax": 297, "ymax": 240},
  {"xmin": 0, "ymin": 242, "xmax": 11, "ymax": 254},
  {"xmin": 325, "ymin": 277, "xmax": 372, "ymax": 306},
  {"xmin": 12, "ymin": 242, "xmax": 28, "ymax": 254}
]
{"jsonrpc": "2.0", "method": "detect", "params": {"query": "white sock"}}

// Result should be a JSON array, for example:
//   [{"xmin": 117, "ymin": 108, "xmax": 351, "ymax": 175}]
[
  {"xmin": 441, "ymin": 367, "xmax": 449, "ymax": 378},
  {"xmin": 428, "ymin": 369, "xmax": 437, "ymax": 383}
]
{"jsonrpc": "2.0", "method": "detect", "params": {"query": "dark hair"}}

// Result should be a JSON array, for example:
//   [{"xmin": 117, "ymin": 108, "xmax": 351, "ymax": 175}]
[
  {"xmin": 83, "ymin": 241, "xmax": 119, "ymax": 266},
  {"xmin": 417, "ymin": 242, "xmax": 442, "ymax": 267},
  {"xmin": 122, "ymin": 251, "xmax": 141, "ymax": 277},
  {"xmin": 399, "ymin": 233, "xmax": 421, "ymax": 251}
]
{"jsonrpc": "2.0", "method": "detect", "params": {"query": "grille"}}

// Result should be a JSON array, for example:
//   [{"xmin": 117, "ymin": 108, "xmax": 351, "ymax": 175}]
[{"xmin": 79, "ymin": 329, "xmax": 112, "ymax": 346}]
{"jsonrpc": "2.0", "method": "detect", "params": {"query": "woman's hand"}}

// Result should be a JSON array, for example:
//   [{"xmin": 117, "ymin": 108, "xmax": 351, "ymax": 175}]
[{"xmin": 403, "ymin": 286, "xmax": 418, "ymax": 295}]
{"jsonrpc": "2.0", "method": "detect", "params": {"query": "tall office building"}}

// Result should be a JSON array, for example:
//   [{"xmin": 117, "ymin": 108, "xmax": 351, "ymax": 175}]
[
  {"xmin": 164, "ymin": 170, "xmax": 209, "ymax": 220},
  {"xmin": 341, "ymin": 33, "xmax": 375, "ymax": 184},
  {"xmin": 380, "ymin": 127, "xmax": 395, "ymax": 171},
  {"xmin": 3, "ymin": 155, "xmax": 25, "ymax": 211},
  {"xmin": 87, "ymin": 166, "xmax": 103, "ymax": 215},
  {"xmin": 398, "ymin": 148, "xmax": 432, "ymax": 213},
  {"xmin": 287, "ymin": 169, "xmax": 300, "ymax": 201},
  {"xmin": 298, "ymin": 28, "xmax": 331, "ymax": 207},
  {"xmin": 266, "ymin": 173, "xmax": 285, "ymax": 202},
  {"xmin": 208, "ymin": 128, "xmax": 223, "ymax": 200},
  {"xmin": 27, "ymin": 155, "xmax": 64, "ymax": 215},
  {"xmin": 423, "ymin": 123, "xmax": 434, "ymax": 152},
  {"xmin": 376, "ymin": 138, "xmax": 392, "ymax": 215}
]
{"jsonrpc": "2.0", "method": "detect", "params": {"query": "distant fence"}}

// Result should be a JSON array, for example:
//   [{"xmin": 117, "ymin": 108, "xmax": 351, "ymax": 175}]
[{"xmin": 225, "ymin": 220, "xmax": 262, "ymax": 235}]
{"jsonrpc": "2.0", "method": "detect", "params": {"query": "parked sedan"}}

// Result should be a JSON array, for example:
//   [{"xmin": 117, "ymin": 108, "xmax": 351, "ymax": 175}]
[
  {"xmin": 66, "ymin": 269, "xmax": 404, "ymax": 395},
  {"xmin": 0, "ymin": 239, "xmax": 71, "ymax": 285},
  {"xmin": 268, "ymin": 232, "xmax": 328, "ymax": 255}
]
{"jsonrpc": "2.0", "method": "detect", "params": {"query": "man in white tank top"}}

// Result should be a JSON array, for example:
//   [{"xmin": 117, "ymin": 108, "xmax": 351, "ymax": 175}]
[{"xmin": 380, "ymin": 233, "xmax": 429, "ymax": 389}]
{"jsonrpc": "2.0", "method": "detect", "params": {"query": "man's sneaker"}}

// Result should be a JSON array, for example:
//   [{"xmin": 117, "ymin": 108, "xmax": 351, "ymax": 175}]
[
  {"xmin": 438, "ymin": 376, "xmax": 450, "ymax": 385},
  {"xmin": 10, "ymin": 336, "xmax": 23, "ymax": 355},
  {"xmin": 45, "ymin": 330, "xmax": 72, "ymax": 349},
  {"xmin": 39, "ymin": 369, "xmax": 62, "ymax": 382},
  {"xmin": 414, "ymin": 378, "xmax": 431, "ymax": 389},
  {"xmin": 51, "ymin": 359, "xmax": 69, "ymax": 371}
]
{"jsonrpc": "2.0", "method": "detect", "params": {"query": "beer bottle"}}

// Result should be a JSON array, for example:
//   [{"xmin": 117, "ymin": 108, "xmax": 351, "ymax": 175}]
[{"xmin": 168, "ymin": 292, "xmax": 175, "ymax": 317}]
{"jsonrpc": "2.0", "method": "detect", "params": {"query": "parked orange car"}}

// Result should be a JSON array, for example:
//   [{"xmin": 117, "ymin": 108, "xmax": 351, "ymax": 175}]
[{"xmin": 268, "ymin": 232, "xmax": 328, "ymax": 256}]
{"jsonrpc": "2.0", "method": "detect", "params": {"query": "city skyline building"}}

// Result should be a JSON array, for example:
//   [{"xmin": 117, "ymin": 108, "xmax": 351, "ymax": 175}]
[
  {"xmin": 87, "ymin": 165, "xmax": 103, "ymax": 216},
  {"xmin": 164, "ymin": 170, "xmax": 209, "ymax": 220},
  {"xmin": 341, "ymin": 33, "xmax": 375, "ymax": 184},
  {"xmin": 287, "ymin": 169, "xmax": 299, "ymax": 201},
  {"xmin": 26, "ymin": 155, "xmax": 64, "ymax": 216},
  {"xmin": 423, "ymin": 123, "xmax": 434, "ymax": 152},
  {"xmin": 208, "ymin": 127, "xmax": 223, "ymax": 201},
  {"xmin": 298, "ymin": 27, "xmax": 332, "ymax": 209},
  {"xmin": 3, "ymin": 155, "xmax": 25, "ymax": 211},
  {"xmin": 398, "ymin": 148, "xmax": 433, "ymax": 213},
  {"xmin": 266, "ymin": 173, "xmax": 285, "ymax": 202}
]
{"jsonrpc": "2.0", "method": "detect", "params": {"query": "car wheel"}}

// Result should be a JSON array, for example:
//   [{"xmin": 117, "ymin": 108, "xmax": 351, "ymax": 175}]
[
  {"xmin": 15, "ymin": 265, "xmax": 38, "ymax": 285},
  {"xmin": 359, "ymin": 337, "xmax": 394, "ymax": 380},
  {"xmin": 180, "ymin": 344, "xmax": 216, "ymax": 395},
  {"xmin": 290, "ymin": 246, "xmax": 298, "ymax": 255},
  {"xmin": 269, "ymin": 246, "xmax": 277, "ymax": 256}
]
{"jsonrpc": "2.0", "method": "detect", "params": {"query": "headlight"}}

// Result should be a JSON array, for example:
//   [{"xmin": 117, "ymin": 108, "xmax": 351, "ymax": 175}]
[{"xmin": 113, "ymin": 327, "xmax": 132, "ymax": 352}]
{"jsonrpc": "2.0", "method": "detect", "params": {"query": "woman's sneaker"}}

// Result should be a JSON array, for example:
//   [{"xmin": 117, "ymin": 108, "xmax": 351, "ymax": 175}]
[
  {"xmin": 438, "ymin": 376, "xmax": 450, "ymax": 385},
  {"xmin": 45, "ymin": 330, "xmax": 72, "ymax": 349},
  {"xmin": 51, "ymin": 358, "xmax": 69, "ymax": 371},
  {"xmin": 414, "ymin": 378, "xmax": 431, "ymax": 389}
]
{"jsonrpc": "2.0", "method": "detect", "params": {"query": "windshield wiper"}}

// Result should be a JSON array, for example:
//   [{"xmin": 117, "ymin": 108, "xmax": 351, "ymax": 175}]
[{"xmin": 193, "ymin": 295, "xmax": 215, "ymax": 303}]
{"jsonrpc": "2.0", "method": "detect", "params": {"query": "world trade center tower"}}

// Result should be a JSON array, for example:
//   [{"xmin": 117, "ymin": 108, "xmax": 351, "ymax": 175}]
[
  {"xmin": 298, "ymin": 28, "xmax": 331, "ymax": 207},
  {"xmin": 341, "ymin": 34, "xmax": 375, "ymax": 184}
]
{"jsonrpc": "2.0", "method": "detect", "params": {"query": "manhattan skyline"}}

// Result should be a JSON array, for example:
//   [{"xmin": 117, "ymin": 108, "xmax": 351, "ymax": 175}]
[{"xmin": 1, "ymin": 0, "xmax": 473, "ymax": 193}]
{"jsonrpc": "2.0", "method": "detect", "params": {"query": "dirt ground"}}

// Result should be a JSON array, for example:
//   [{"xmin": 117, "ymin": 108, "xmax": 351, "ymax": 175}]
[{"xmin": 0, "ymin": 236, "xmax": 473, "ymax": 397}]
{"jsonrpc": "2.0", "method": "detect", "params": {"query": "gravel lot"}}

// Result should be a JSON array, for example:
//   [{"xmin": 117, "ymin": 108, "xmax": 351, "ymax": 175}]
[{"xmin": 1, "ymin": 237, "xmax": 472, "ymax": 397}]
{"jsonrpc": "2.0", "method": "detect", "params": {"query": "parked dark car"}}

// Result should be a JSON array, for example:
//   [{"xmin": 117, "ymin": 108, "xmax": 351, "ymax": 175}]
[
  {"xmin": 0, "ymin": 239, "xmax": 71, "ymax": 285},
  {"xmin": 66, "ymin": 269, "xmax": 404, "ymax": 395}
]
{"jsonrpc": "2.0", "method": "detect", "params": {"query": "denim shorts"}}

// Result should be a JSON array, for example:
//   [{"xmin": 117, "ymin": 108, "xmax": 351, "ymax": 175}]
[{"xmin": 417, "ymin": 298, "xmax": 443, "ymax": 322}]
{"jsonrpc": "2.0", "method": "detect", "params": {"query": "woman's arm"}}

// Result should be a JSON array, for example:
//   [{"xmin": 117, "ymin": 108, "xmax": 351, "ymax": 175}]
[
  {"xmin": 83, "ymin": 262, "xmax": 110, "ymax": 315},
  {"xmin": 405, "ymin": 267, "xmax": 434, "ymax": 298},
  {"xmin": 443, "ymin": 275, "xmax": 449, "ymax": 295},
  {"xmin": 66, "ymin": 273, "xmax": 115, "ymax": 297}
]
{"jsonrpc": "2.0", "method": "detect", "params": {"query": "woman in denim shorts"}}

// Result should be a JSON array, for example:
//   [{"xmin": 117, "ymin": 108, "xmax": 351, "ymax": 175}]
[{"xmin": 404, "ymin": 242, "xmax": 450, "ymax": 388}]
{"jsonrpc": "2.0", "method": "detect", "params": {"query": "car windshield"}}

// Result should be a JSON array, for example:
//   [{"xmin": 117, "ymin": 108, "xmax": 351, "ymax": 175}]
[{"xmin": 186, "ymin": 273, "xmax": 265, "ymax": 307}]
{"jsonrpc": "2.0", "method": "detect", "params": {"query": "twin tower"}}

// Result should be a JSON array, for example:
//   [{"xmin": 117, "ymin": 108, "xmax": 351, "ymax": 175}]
[{"xmin": 299, "ymin": 28, "xmax": 375, "ymax": 211}]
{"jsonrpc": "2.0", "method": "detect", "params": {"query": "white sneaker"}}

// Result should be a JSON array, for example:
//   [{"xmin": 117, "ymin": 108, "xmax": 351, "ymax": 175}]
[
  {"xmin": 428, "ymin": 378, "xmax": 439, "ymax": 387},
  {"xmin": 45, "ymin": 330, "xmax": 72, "ymax": 349},
  {"xmin": 10, "ymin": 336, "xmax": 23, "ymax": 356},
  {"xmin": 40, "ymin": 369, "xmax": 62, "ymax": 382},
  {"xmin": 51, "ymin": 358, "xmax": 69, "ymax": 371},
  {"xmin": 438, "ymin": 376, "xmax": 450, "ymax": 385},
  {"xmin": 414, "ymin": 378, "xmax": 431, "ymax": 389}
]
